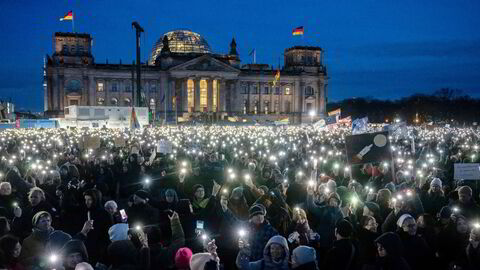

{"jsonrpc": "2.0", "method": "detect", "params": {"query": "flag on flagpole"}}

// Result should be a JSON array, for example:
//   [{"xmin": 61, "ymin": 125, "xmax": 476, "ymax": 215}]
[
  {"xmin": 292, "ymin": 26, "xmax": 304, "ymax": 36},
  {"xmin": 59, "ymin": 11, "xmax": 73, "ymax": 21},
  {"xmin": 130, "ymin": 107, "xmax": 141, "ymax": 129},
  {"xmin": 272, "ymin": 70, "xmax": 280, "ymax": 87}
]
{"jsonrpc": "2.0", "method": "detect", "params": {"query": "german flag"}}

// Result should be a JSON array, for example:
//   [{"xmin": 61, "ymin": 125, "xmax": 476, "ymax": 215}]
[
  {"xmin": 273, "ymin": 70, "xmax": 280, "ymax": 87},
  {"xmin": 292, "ymin": 26, "xmax": 304, "ymax": 36},
  {"xmin": 59, "ymin": 11, "xmax": 73, "ymax": 21}
]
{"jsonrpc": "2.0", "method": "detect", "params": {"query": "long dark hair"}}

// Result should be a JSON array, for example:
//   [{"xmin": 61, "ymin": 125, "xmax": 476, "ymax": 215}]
[{"xmin": 0, "ymin": 235, "xmax": 19, "ymax": 264}]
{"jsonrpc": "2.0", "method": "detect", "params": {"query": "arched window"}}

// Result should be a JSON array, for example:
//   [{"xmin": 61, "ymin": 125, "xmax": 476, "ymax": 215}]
[
  {"xmin": 97, "ymin": 97, "xmax": 105, "ymax": 106},
  {"xmin": 110, "ymin": 98, "xmax": 118, "ymax": 106},
  {"xmin": 243, "ymin": 99, "xmax": 247, "ymax": 115},
  {"xmin": 285, "ymin": 87, "xmax": 291, "ymax": 95},
  {"xmin": 124, "ymin": 98, "xmax": 131, "ymax": 106},
  {"xmin": 187, "ymin": 79, "xmax": 194, "ymax": 112}
]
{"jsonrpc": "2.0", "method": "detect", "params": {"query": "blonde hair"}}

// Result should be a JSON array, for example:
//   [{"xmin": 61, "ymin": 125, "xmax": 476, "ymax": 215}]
[{"xmin": 292, "ymin": 208, "xmax": 307, "ymax": 222}]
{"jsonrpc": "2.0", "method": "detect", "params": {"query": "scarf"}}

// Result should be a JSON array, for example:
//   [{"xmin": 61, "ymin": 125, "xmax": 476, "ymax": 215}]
[{"xmin": 192, "ymin": 197, "xmax": 210, "ymax": 209}]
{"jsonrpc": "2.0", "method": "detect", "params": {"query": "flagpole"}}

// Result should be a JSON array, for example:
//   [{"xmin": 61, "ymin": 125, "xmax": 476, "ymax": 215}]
[{"xmin": 72, "ymin": 12, "xmax": 75, "ymax": 33}]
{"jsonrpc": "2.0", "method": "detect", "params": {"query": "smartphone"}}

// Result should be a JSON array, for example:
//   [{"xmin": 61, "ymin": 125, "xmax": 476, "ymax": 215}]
[
  {"xmin": 120, "ymin": 209, "xmax": 128, "ymax": 221},
  {"xmin": 196, "ymin": 220, "xmax": 204, "ymax": 230}
]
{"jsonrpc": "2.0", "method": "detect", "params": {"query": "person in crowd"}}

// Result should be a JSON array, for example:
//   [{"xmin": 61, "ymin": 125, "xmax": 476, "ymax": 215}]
[
  {"xmin": 415, "ymin": 213, "xmax": 437, "ymax": 252},
  {"xmin": 421, "ymin": 178, "xmax": 447, "ymax": 216},
  {"xmin": 465, "ymin": 224, "xmax": 480, "ymax": 270},
  {"xmin": 323, "ymin": 219, "xmax": 358, "ymax": 270},
  {"xmin": 127, "ymin": 190, "xmax": 158, "ymax": 227},
  {"xmin": 374, "ymin": 232, "xmax": 411, "ymax": 270},
  {"xmin": 61, "ymin": 240, "xmax": 89, "ymax": 270},
  {"xmin": 375, "ymin": 189, "xmax": 392, "ymax": 225},
  {"xmin": 396, "ymin": 214, "xmax": 433, "ymax": 269},
  {"xmin": 436, "ymin": 214, "xmax": 471, "ymax": 268},
  {"xmin": 0, "ymin": 235, "xmax": 24, "ymax": 270},
  {"xmin": 0, "ymin": 182, "xmax": 18, "ymax": 220},
  {"xmin": 174, "ymin": 247, "xmax": 193, "ymax": 270},
  {"xmin": 356, "ymin": 215, "xmax": 380, "ymax": 267},
  {"xmin": 449, "ymin": 186, "xmax": 480, "ymax": 220},
  {"xmin": 148, "ymin": 211, "xmax": 185, "ymax": 268},
  {"xmin": 291, "ymin": 246, "xmax": 319, "ymax": 270},
  {"xmin": 236, "ymin": 235, "xmax": 290, "ymax": 270},
  {"xmin": 0, "ymin": 217, "xmax": 10, "ymax": 238},
  {"xmin": 104, "ymin": 200, "xmax": 123, "ymax": 224},
  {"xmin": 11, "ymin": 187, "xmax": 57, "ymax": 239}
]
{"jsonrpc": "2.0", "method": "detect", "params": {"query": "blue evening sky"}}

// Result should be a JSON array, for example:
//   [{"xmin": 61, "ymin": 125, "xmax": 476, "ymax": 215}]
[{"xmin": 1, "ymin": 0, "xmax": 479, "ymax": 111}]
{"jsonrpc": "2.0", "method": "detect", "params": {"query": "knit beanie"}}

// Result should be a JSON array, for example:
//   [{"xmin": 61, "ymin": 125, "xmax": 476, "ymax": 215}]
[
  {"xmin": 192, "ymin": 184, "xmax": 204, "ymax": 193},
  {"xmin": 430, "ymin": 178, "xmax": 442, "ymax": 188},
  {"xmin": 292, "ymin": 246, "xmax": 316, "ymax": 268},
  {"xmin": 364, "ymin": 202, "xmax": 380, "ymax": 215},
  {"xmin": 439, "ymin": 206, "xmax": 453, "ymax": 219},
  {"xmin": 189, "ymin": 252, "xmax": 214, "ymax": 270},
  {"xmin": 175, "ymin": 247, "xmax": 193, "ymax": 269},
  {"xmin": 249, "ymin": 204, "xmax": 266, "ymax": 219},
  {"xmin": 396, "ymin": 214, "xmax": 414, "ymax": 227},
  {"xmin": 32, "ymin": 211, "xmax": 51, "ymax": 227},
  {"xmin": 336, "ymin": 219, "xmax": 354, "ymax": 238},
  {"xmin": 108, "ymin": 223, "xmax": 129, "ymax": 242},
  {"xmin": 134, "ymin": 190, "xmax": 149, "ymax": 200}
]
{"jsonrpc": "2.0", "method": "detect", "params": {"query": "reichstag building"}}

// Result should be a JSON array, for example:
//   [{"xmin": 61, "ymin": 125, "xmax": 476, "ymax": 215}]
[{"xmin": 44, "ymin": 29, "xmax": 328, "ymax": 123}]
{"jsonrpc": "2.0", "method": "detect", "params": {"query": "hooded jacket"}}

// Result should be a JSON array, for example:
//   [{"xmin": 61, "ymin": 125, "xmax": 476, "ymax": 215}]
[
  {"xmin": 374, "ymin": 233, "xmax": 411, "ymax": 270},
  {"xmin": 61, "ymin": 240, "xmax": 89, "ymax": 270},
  {"xmin": 236, "ymin": 235, "xmax": 290, "ymax": 270}
]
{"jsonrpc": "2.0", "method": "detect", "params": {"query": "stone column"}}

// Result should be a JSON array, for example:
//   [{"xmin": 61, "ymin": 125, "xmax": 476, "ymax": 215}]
[
  {"xmin": 89, "ymin": 78, "xmax": 95, "ymax": 106},
  {"xmin": 52, "ymin": 76, "xmax": 58, "ymax": 110},
  {"xmin": 59, "ymin": 75, "xmax": 65, "ymax": 110},
  {"xmin": 181, "ymin": 79, "xmax": 187, "ymax": 114},
  {"xmin": 234, "ymin": 80, "xmax": 241, "ymax": 113},
  {"xmin": 220, "ymin": 80, "xmax": 227, "ymax": 113},
  {"xmin": 104, "ymin": 79, "xmax": 109, "ymax": 106},
  {"xmin": 194, "ymin": 78, "xmax": 200, "ymax": 112},
  {"xmin": 294, "ymin": 80, "xmax": 302, "ymax": 123},
  {"xmin": 169, "ymin": 80, "xmax": 175, "ymax": 113},
  {"xmin": 82, "ymin": 76, "xmax": 89, "ymax": 106},
  {"xmin": 207, "ymin": 79, "xmax": 213, "ymax": 112}
]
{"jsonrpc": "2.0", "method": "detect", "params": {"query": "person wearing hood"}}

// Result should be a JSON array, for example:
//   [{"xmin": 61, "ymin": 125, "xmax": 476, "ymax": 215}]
[
  {"xmin": 306, "ymin": 185, "xmax": 344, "ymax": 251},
  {"xmin": 0, "ymin": 234, "xmax": 25, "ymax": 270},
  {"xmin": 61, "ymin": 240, "xmax": 89, "ymax": 270},
  {"xmin": 323, "ymin": 219, "xmax": 358, "ymax": 270},
  {"xmin": 395, "ymin": 214, "xmax": 433, "ymax": 270},
  {"xmin": 127, "ymin": 190, "xmax": 159, "ymax": 228},
  {"xmin": 81, "ymin": 189, "xmax": 112, "ymax": 265},
  {"xmin": 236, "ymin": 235, "xmax": 290, "ymax": 270},
  {"xmin": 374, "ymin": 232, "xmax": 411, "ymax": 270},
  {"xmin": 291, "ymin": 246, "xmax": 318, "ymax": 270}
]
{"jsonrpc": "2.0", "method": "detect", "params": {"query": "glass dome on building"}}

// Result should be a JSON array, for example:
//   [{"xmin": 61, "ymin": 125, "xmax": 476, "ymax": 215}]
[{"xmin": 149, "ymin": 30, "xmax": 212, "ymax": 64}]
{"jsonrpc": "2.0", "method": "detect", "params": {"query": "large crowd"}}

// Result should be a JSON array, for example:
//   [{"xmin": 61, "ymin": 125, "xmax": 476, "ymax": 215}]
[{"xmin": 0, "ymin": 124, "xmax": 479, "ymax": 270}]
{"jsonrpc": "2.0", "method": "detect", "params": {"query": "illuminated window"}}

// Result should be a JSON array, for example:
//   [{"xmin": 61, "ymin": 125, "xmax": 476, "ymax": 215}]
[
  {"xmin": 285, "ymin": 87, "xmax": 291, "ymax": 95},
  {"xmin": 213, "ymin": 80, "xmax": 217, "ymax": 112},
  {"xmin": 187, "ymin": 79, "xmax": 194, "ymax": 112},
  {"xmin": 264, "ymin": 101, "xmax": 269, "ymax": 114},
  {"xmin": 97, "ymin": 82, "xmax": 104, "ymax": 92},
  {"xmin": 150, "ymin": 98, "xmax": 156, "ymax": 110},
  {"xmin": 243, "ymin": 100, "xmax": 247, "ymax": 115},
  {"xmin": 200, "ymin": 79, "xmax": 207, "ymax": 110},
  {"xmin": 124, "ymin": 98, "xmax": 131, "ymax": 106},
  {"xmin": 97, "ymin": 97, "xmax": 105, "ymax": 105},
  {"xmin": 110, "ymin": 98, "xmax": 118, "ymax": 106},
  {"xmin": 254, "ymin": 101, "xmax": 258, "ymax": 114}
]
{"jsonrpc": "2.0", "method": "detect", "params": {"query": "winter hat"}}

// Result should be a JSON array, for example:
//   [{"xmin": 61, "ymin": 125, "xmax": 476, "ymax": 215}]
[
  {"xmin": 384, "ymin": 182, "xmax": 396, "ymax": 193},
  {"xmin": 108, "ymin": 223, "xmax": 129, "ymax": 242},
  {"xmin": 46, "ymin": 230, "xmax": 72, "ymax": 253},
  {"xmin": 396, "ymin": 214, "xmax": 414, "ymax": 228},
  {"xmin": 192, "ymin": 184, "xmax": 205, "ymax": 193},
  {"xmin": 61, "ymin": 240, "xmax": 89, "ymax": 262},
  {"xmin": 458, "ymin": 186, "xmax": 472, "ymax": 196},
  {"xmin": 336, "ymin": 219, "xmax": 354, "ymax": 238},
  {"xmin": 32, "ymin": 211, "xmax": 51, "ymax": 227},
  {"xmin": 249, "ymin": 204, "xmax": 266, "ymax": 219},
  {"xmin": 230, "ymin": 186, "xmax": 244, "ymax": 200},
  {"xmin": 189, "ymin": 252, "xmax": 215, "ymax": 270},
  {"xmin": 439, "ymin": 206, "xmax": 453, "ymax": 219},
  {"xmin": 364, "ymin": 202, "xmax": 380, "ymax": 215},
  {"xmin": 175, "ymin": 247, "xmax": 193, "ymax": 269},
  {"xmin": 292, "ymin": 246, "xmax": 316, "ymax": 268},
  {"xmin": 134, "ymin": 190, "xmax": 149, "ymax": 200},
  {"xmin": 375, "ymin": 232, "xmax": 403, "ymax": 257},
  {"xmin": 430, "ymin": 178, "xmax": 442, "ymax": 188}
]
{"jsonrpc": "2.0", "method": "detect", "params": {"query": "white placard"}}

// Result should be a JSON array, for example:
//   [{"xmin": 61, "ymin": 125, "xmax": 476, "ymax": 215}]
[
  {"xmin": 157, "ymin": 140, "xmax": 173, "ymax": 154},
  {"xmin": 454, "ymin": 163, "xmax": 480, "ymax": 180}
]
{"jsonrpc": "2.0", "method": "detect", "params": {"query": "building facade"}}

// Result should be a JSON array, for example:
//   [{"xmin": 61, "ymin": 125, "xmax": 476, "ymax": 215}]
[{"xmin": 44, "ymin": 30, "xmax": 328, "ymax": 123}]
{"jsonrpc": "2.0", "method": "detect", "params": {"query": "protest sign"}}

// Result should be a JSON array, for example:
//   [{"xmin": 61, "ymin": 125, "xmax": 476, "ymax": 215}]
[
  {"xmin": 345, "ymin": 131, "xmax": 391, "ymax": 165},
  {"xmin": 114, "ymin": 137, "xmax": 126, "ymax": 147},
  {"xmin": 352, "ymin": 117, "xmax": 368, "ymax": 135},
  {"xmin": 454, "ymin": 163, "xmax": 480, "ymax": 180},
  {"xmin": 157, "ymin": 140, "xmax": 173, "ymax": 154},
  {"xmin": 84, "ymin": 136, "xmax": 101, "ymax": 149}
]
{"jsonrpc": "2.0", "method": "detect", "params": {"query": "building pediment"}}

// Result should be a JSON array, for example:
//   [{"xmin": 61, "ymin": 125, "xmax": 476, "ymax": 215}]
[{"xmin": 169, "ymin": 55, "xmax": 240, "ymax": 73}]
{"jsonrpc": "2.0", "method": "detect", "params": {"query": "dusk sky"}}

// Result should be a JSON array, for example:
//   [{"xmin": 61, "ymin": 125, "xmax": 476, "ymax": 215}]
[{"xmin": 1, "ymin": 0, "xmax": 479, "ymax": 111}]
